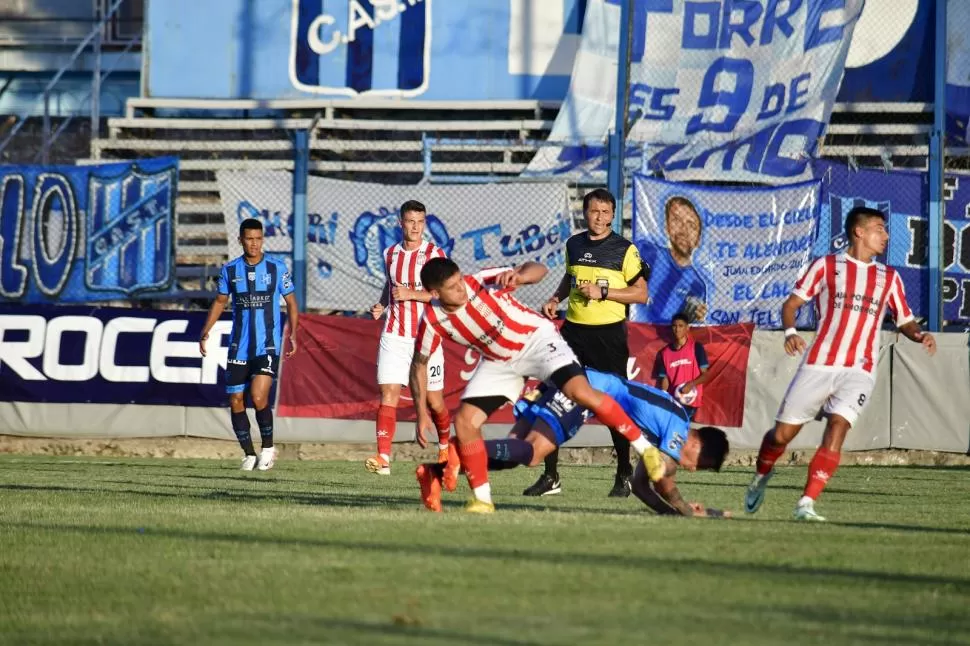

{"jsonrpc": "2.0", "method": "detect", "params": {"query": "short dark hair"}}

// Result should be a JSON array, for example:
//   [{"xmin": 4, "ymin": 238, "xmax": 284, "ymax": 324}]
[
  {"xmin": 665, "ymin": 196, "xmax": 699, "ymax": 222},
  {"xmin": 239, "ymin": 218, "xmax": 262, "ymax": 237},
  {"xmin": 583, "ymin": 188, "xmax": 616, "ymax": 213},
  {"xmin": 671, "ymin": 312, "xmax": 690, "ymax": 325},
  {"xmin": 420, "ymin": 257, "xmax": 460, "ymax": 291},
  {"xmin": 400, "ymin": 200, "xmax": 427, "ymax": 219},
  {"xmin": 694, "ymin": 426, "xmax": 729, "ymax": 472},
  {"xmin": 844, "ymin": 206, "xmax": 886, "ymax": 243}
]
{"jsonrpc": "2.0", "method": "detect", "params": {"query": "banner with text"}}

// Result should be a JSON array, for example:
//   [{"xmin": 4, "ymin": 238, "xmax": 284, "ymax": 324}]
[
  {"xmin": 631, "ymin": 174, "xmax": 819, "ymax": 328},
  {"xmin": 526, "ymin": 0, "xmax": 862, "ymax": 183},
  {"xmin": 278, "ymin": 313, "xmax": 752, "ymax": 429},
  {"xmin": 0, "ymin": 158, "xmax": 178, "ymax": 304},
  {"xmin": 217, "ymin": 172, "xmax": 571, "ymax": 311},
  {"xmin": 0, "ymin": 306, "xmax": 235, "ymax": 407}
]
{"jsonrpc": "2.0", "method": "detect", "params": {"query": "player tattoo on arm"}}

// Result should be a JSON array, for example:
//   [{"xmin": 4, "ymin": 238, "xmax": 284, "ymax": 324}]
[{"xmin": 654, "ymin": 477, "xmax": 695, "ymax": 516}]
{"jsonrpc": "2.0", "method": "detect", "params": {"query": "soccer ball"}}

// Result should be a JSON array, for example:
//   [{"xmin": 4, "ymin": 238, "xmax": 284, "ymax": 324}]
[{"xmin": 675, "ymin": 384, "xmax": 697, "ymax": 406}]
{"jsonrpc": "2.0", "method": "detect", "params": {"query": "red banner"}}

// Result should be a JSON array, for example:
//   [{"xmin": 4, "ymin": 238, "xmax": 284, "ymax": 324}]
[{"xmin": 278, "ymin": 315, "xmax": 752, "ymax": 428}]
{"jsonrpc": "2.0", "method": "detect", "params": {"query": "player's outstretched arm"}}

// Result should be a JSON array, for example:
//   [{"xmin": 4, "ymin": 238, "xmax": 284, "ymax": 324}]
[
  {"xmin": 898, "ymin": 321, "xmax": 937, "ymax": 356},
  {"xmin": 199, "ymin": 294, "xmax": 228, "ymax": 357},
  {"xmin": 632, "ymin": 461, "xmax": 730, "ymax": 518}
]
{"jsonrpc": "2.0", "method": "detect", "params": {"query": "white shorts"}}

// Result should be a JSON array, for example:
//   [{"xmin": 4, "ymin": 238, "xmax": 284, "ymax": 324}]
[
  {"xmin": 377, "ymin": 333, "xmax": 444, "ymax": 391},
  {"xmin": 776, "ymin": 366, "xmax": 876, "ymax": 427},
  {"xmin": 462, "ymin": 326, "xmax": 579, "ymax": 403}
]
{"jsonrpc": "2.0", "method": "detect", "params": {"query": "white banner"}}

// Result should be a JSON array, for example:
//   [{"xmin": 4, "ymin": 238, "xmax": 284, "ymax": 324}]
[
  {"xmin": 527, "ymin": 0, "xmax": 863, "ymax": 184},
  {"xmin": 631, "ymin": 174, "xmax": 819, "ymax": 327},
  {"xmin": 217, "ymin": 172, "xmax": 571, "ymax": 311}
]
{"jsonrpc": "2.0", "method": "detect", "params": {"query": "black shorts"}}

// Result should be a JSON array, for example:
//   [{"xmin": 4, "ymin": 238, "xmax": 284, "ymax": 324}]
[
  {"xmin": 560, "ymin": 320, "xmax": 629, "ymax": 377},
  {"xmin": 225, "ymin": 354, "xmax": 278, "ymax": 394}
]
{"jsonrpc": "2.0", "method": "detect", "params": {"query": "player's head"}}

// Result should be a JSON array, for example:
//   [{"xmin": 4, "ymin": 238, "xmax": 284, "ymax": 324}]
[
  {"xmin": 671, "ymin": 312, "xmax": 690, "ymax": 342},
  {"xmin": 583, "ymin": 188, "xmax": 616, "ymax": 237},
  {"xmin": 682, "ymin": 426, "xmax": 729, "ymax": 472},
  {"xmin": 664, "ymin": 196, "xmax": 702, "ymax": 260},
  {"xmin": 420, "ymin": 257, "xmax": 466, "ymax": 307},
  {"xmin": 399, "ymin": 200, "xmax": 427, "ymax": 243},
  {"xmin": 238, "ymin": 218, "xmax": 264, "ymax": 259},
  {"xmin": 844, "ymin": 206, "xmax": 888, "ymax": 257}
]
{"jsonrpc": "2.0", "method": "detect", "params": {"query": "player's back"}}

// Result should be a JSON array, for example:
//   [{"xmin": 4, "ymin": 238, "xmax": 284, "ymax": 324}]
[{"xmin": 220, "ymin": 255, "xmax": 289, "ymax": 361}]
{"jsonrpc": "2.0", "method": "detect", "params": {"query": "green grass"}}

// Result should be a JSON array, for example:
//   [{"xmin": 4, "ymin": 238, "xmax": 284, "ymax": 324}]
[{"xmin": 1, "ymin": 456, "xmax": 969, "ymax": 646}]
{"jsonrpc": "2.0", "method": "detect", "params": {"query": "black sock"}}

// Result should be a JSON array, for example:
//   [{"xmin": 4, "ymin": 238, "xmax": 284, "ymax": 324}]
[
  {"xmin": 255, "ymin": 406, "xmax": 273, "ymax": 449},
  {"xmin": 487, "ymin": 458, "xmax": 521, "ymax": 471},
  {"xmin": 610, "ymin": 429, "xmax": 632, "ymax": 478},
  {"xmin": 543, "ymin": 447, "xmax": 559, "ymax": 480},
  {"xmin": 231, "ymin": 411, "xmax": 255, "ymax": 456}
]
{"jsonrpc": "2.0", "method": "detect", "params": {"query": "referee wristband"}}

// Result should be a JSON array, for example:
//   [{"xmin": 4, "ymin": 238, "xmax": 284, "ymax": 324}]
[{"xmin": 784, "ymin": 327, "xmax": 798, "ymax": 338}]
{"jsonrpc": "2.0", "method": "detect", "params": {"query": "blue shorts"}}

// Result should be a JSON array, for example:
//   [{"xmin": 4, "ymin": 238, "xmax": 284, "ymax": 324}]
[{"xmin": 529, "ymin": 387, "xmax": 591, "ymax": 446}]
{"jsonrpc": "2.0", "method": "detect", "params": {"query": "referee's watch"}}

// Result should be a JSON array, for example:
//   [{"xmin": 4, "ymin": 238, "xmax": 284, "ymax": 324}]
[{"xmin": 600, "ymin": 286, "xmax": 609, "ymax": 301}]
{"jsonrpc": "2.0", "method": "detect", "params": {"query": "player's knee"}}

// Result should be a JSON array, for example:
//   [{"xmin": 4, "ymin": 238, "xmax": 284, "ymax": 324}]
[
  {"xmin": 453, "ymin": 412, "xmax": 478, "ymax": 441},
  {"xmin": 228, "ymin": 393, "xmax": 245, "ymax": 410},
  {"xmin": 251, "ymin": 394, "xmax": 269, "ymax": 409},
  {"xmin": 379, "ymin": 385, "xmax": 401, "ymax": 407}
]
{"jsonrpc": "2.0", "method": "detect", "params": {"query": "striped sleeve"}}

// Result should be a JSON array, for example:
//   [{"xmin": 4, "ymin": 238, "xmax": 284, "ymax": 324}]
[
  {"xmin": 472, "ymin": 266, "xmax": 513, "ymax": 287},
  {"xmin": 792, "ymin": 257, "xmax": 827, "ymax": 301},
  {"xmin": 886, "ymin": 269, "xmax": 915, "ymax": 327},
  {"xmin": 275, "ymin": 260, "xmax": 295, "ymax": 296},
  {"xmin": 415, "ymin": 314, "xmax": 441, "ymax": 357},
  {"xmin": 432, "ymin": 244, "xmax": 447, "ymax": 259},
  {"xmin": 217, "ymin": 263, "xmax": 230, "ymax": 295}
]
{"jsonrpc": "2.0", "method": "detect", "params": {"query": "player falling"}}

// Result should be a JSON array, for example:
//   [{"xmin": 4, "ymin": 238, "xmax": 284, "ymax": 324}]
[
  {"xmin": 745, "ymin": 206, "xmax": 936, "ymax": 521},
  {"xmin": 408, "ymin": 257, "xmax": 667, "ymax": 513},
  {"xmin": 367, "ymin": 201, "xmax": 451, "ymax": 475}
]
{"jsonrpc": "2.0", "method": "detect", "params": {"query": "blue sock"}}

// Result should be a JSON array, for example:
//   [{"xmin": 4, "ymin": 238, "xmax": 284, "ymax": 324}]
[
  {"xmin": 255, "ymin": 407, "xmax": 273, "ymax": 449},
  {"xmin": 485, "ymin": 439, "xmax": 534, "ymax": 470},
  {"xmin": 231, "ymin": 411, "xmax": 255, "ymax": 455}
]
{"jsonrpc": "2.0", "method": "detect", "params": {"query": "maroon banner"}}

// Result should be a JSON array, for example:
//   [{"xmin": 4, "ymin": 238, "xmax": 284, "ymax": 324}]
[{"xmin": 278, "ymin": 315, "xmax": 752, "ymax": 428}]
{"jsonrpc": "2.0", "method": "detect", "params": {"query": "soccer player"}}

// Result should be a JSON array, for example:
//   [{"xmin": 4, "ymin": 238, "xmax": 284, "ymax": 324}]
[
  {"xmin": 408, "ymin": 257, "xmax": 667, "ymax": 514},
  {"xmin": 199, "ymin": 218, "xmax": 298, "ymax": 471},
  {"xmin": 744, "ymin": 206, "xmax": 936, "ymax": 521},
  {"xmin": 655, "ymin": 312, "xmax": 712, "ymax": 421},
  {"xmin": 534, "ymin": 188, "xmax": 649, "ymax": 498},
  {"xmin": 367, "ymin": 200, "xmax": 451, "ymax": 475},
  {"xmin": 416, "ymin": 369, "xmax": 731, "ymax": 517}
]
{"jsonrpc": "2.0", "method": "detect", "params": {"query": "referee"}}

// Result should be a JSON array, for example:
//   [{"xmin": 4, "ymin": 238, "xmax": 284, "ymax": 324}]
[{"xmin": 524, "ymin": 188, "xmax": 649, "ymax": 498}]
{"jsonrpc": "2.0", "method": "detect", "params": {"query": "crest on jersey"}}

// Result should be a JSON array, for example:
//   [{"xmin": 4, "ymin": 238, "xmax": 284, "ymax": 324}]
[
  {"xmin": 86, "ymin": 161, "xmax": 177, "ymax": 295},
  {"xmin": 349, "ymin": 206, "xmax": 454, "ymax": 279}
]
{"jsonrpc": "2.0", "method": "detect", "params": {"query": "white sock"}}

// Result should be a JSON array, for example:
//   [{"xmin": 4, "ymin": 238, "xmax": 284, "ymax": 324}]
[
  {"xmin": 473, "ymin": 483, "xmax": 492, "ymax": 504},
  {"xmin": 438, "ymin": 443, "xmax": 448, "ymax": 450},
  {"xmin": 379, "ymin": 453, "xmax": 390, "ymax": 462},
  {"xmin": 630, "ymin": 435, "xmax": 652, "ymax": 456},
  {"xmin": 797, "ymin": 495, "xmax": 813, "ymax": 507}
]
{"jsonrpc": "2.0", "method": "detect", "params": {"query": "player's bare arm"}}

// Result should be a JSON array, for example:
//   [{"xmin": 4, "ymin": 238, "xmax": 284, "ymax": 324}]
[
  {"xmin": 408, "ymin": 352, "xmax": 435, "ymax": 447},
  {"xmin": 199, "ymin": 294, "xmax": 229, "ymax": 357},
  {"xmin": 683, "ymin": 366, "xmax": 712, "ymax": 392},
  {"xmin": 371, "ymin": 281, "xmax": 390, "ymax": 319},
  {"xmin": 898, "ymin": 321, "xmax": 937, "ymax": 355},
  {"xmin": 542, "ymin": 272, "xmax": 572, "ymax": 318},
  {"xmin": 283, "ymin": 292, "xmax": 299, "ymax": 357},
  {"xmin": 781, "ymin": 294, "xmax": 808, "ymax": 356},
  {"xmin": 391, "ymin": 285, "xmax": 434, "ymax": 303},
  {"xmin": 496, "ymin": 261, "xmax": 549, "ymax": 288},
  {"xmin": 577, "ymin": 275, "xmax": 647, "ymax": 305}
]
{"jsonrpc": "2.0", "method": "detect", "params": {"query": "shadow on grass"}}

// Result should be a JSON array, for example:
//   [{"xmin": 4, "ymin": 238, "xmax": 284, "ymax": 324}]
[{"xmin": 4, "ymin": 519, "xmax": 970, "ymax": 592}]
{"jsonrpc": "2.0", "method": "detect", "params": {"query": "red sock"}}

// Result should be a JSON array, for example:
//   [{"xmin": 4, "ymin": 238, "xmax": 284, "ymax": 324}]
[
  {"xmin": 590, "ymin": 396, "xmax": 640, "ymax": 442},
  {"xmin": 431, "ymin": 408, "xmax": 451, "ymax": 446},
  {"xmin": 457, "ymin": 437, "xmax": 489, "ymax": 489},
  {"xmin": 756, "ymin": 431, "xmax": 786, "ymax": 476},
  {"xmin": 376, "ymin": 405, "xmax": 396, "ymax": 459},
  {"xmin": 803, "ymin": 447, "xmax": 840, "ymax": 500}
]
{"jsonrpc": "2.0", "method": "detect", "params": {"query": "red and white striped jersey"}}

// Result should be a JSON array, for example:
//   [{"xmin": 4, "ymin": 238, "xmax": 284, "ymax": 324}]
[
  {"xmin": 382, "ymin": 241, "xmax": 447, "ymax": 338},
  {"xmin": 415, "ymin": 267, "xmax": 553, "ymax": 362},
  {"xmin": 793, "ymin": 254, "xmax": 914, "ymax": 373}
]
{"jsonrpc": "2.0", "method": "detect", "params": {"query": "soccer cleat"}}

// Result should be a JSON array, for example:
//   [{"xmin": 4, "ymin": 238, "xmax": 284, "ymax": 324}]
[
  {"xmin": 744, "ymin": 470, "xmax": 774, "ymax": 514},
  {"xmin": 641, "ymin": 445, "xmax": 666, "ymax": 482},
  {"xmin": 256, "ymin": 447, "xmax": 277, "ymax": 471},
  {"xmin": 608, "ymin": 473, "xmax": 632, "ymax": 498},
  {"xmin": 415, "ymin": 463, "xmax": 442, "ymax": 512},
  {"xmin": 240, "ymin": 455, "xmax": 258, "ymax": 471},
  {"xmin": 793, "ymin": 499, "xmax": 826, "ymax": 522},
  {"xmin": 364, "ymin": 455, "xmax": 390, "ymax": 476},
  {"xmin": 464, "ymin": 498, "xmax": 496, "ymax": 514},
  {"xmin": 437, "ymin": 447, "xmax": 449, "ymax": 464},
  {"xmin": 442, "ymin": 438, "xmax": 461, "ymax": 492},
  {"xmin": 522, "ymin": 473, "xmax": 562, "ymax": 497}
]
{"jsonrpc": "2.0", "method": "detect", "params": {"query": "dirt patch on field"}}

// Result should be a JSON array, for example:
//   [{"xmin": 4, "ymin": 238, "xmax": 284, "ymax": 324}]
[{"xmin": 2, "ymin": 435, "xmax": 969, "ymax": 467}]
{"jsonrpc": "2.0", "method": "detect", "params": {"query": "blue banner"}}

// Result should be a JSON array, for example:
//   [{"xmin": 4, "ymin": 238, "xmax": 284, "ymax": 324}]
[
  {"xmin": 0, "ymin": 157, "xmax": 178, "ymax": 304},
  {"xmin": 0, "ymin": 305, "xmax": 233, "ymax": 407},
  {"xmin": 631, "ymin": 174, "xmax": 820, "ymax": 328},
  {"xmin": 947, "ymin": 0, "xmax": 970, "ymax": 144}
]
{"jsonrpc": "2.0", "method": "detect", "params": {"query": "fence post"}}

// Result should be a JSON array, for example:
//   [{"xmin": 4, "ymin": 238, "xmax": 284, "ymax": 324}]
[
  {"xmin": 292, "ymin": 129, "xmax": 309, "ymax": 313},
  {"xmin": 422, "ymin": 132, "xmax": 432, "ymax": 181},
  {"xmin": 606, "ymin": 0, "xmax": 633, "ymax": 234},
  {"xmin": 929, "ymin": 0, "xmax": 947, "ymax": 332}
]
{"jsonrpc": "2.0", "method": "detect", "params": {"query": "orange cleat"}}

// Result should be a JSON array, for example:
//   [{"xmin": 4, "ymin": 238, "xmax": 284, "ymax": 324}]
[
  {"xmin": 442, "ymin": 437, "xmax": 461, "ymax": 493},
  {"xmin": 437, "ymin": 447, "xmax": 449, "ymax": 464},
  {"xmin": 415, "ymin": 463, "xmax": 442, "ymax": 512}
]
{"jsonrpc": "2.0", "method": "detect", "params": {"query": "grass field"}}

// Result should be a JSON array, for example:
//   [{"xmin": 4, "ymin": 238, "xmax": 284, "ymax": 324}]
[{"xmin": 2, "ymin": 455, "xmax": 969, "ymax": 646}]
